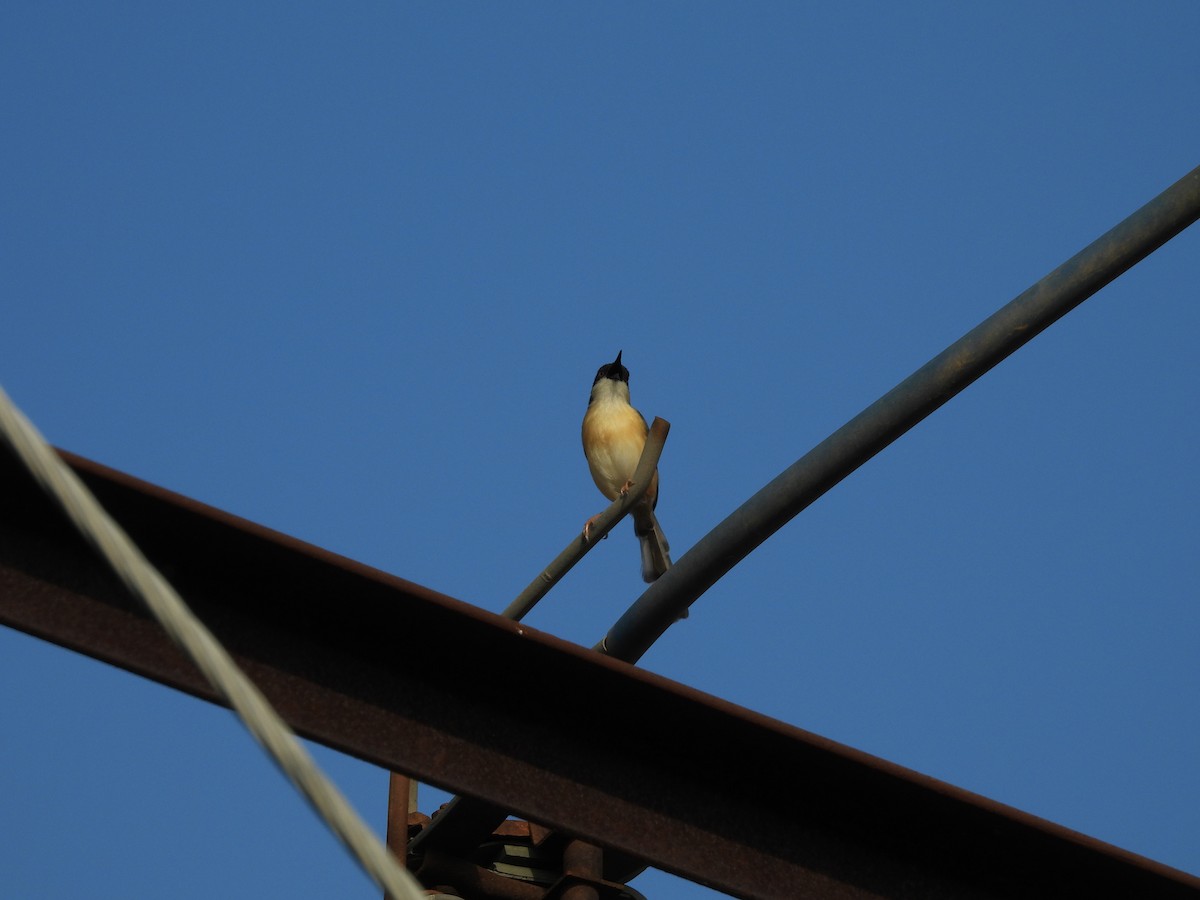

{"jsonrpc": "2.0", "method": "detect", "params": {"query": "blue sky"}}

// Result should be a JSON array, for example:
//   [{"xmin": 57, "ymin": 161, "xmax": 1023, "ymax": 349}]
[{"xmin": 2, "ymin": 3, "xmax": 1198, "ymax": 897}]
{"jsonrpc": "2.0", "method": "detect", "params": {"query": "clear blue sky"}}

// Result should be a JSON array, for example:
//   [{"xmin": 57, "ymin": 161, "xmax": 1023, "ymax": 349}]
[{"xmin": 2, "ymin": 4, "xmax": 1197, "ymax": 897}]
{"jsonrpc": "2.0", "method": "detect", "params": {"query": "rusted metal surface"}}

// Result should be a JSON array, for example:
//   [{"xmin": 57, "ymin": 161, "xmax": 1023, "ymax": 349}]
[
  {"xmin": 386, "ymin": 773, "xmax": 413, "ymax": 873},
  {"xmin": 417, "ymin": 849, "xmax": 546, "ymax": 900},
  {"xmin": 558, "ymin": 841, "xmax": 604, "ymax": 900},
  {"xmin": 409, "ymin": 812, "xmax": 636, "ymax": 899},
  {"xmin": 2, "ymin": 446, "xmax": 1199, "ymax": 898}
]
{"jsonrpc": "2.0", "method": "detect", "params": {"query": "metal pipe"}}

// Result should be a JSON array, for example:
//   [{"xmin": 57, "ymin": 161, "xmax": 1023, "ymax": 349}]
[
  {"xmin": 386, "ymin": 773, "xmax": 413, "ymax": 874},
  {"xmin": 601, "ymin": 163, "xmax": 1200, "ymax": 663},
  {"xmin": 561, "ymin": 840, "xmax": 604, "ymax": 900}
]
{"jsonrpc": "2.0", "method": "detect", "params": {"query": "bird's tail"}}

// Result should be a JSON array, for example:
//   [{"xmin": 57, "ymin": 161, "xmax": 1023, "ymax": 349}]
[{"xmin": 633, "ymin": 505, "xmax": 672, "ymax": 583}]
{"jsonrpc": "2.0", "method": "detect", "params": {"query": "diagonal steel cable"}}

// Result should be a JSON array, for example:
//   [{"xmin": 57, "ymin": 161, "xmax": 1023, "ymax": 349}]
[{"xmin": 0, "ymin": 385, "xmax": 426, "ymax": 900}]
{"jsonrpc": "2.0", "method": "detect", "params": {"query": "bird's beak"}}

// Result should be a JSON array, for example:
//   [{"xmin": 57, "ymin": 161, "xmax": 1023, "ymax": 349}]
[{"xmin": 613, "ymin": 350, "xmax": 623, "ymax": 368}]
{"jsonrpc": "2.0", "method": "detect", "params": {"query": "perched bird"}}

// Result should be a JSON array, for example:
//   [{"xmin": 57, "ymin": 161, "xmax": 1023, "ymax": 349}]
[{"xmin": 581, "ymin": 350, "xmax": 672, "ymax": 582}]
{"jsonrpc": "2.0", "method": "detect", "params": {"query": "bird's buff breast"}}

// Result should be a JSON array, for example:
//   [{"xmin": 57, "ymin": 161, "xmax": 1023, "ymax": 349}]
[{"xmin": 583, "ymin": 405, "xmax": 647, "ymax": 500}]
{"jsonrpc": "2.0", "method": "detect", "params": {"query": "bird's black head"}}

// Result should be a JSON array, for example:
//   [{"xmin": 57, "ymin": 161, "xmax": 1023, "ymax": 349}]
[{"xmin": 592, "ymin": 350, "xmax": 630, "ymax": 386}]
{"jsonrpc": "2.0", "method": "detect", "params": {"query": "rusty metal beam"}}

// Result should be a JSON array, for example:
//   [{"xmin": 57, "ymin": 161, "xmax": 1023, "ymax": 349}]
[{"xmin": 2, "ymin": 446, "xmax": 1198, "ymax": 898}]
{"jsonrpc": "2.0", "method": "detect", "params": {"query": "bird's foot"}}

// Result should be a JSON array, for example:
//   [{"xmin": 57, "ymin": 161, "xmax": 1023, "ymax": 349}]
[
  {"xmin": 618, "ymin": 479, "xmax": 635, "ymax": 497},
  {"xmin": 583, "ymin": 512, "xmax": 605, "ymax": 542}
]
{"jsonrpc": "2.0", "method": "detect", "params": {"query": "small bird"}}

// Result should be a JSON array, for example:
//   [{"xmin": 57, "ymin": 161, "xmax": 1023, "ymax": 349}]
[{"xmin": 581, "ymin": 350, "xmax": 672, "ymax": 582}]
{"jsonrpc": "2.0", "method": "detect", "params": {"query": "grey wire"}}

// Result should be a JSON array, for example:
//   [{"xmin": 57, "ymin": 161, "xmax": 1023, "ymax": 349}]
[{"xmin": 0, "ymin": 385, "xmax": 426, "ymax": 900}]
